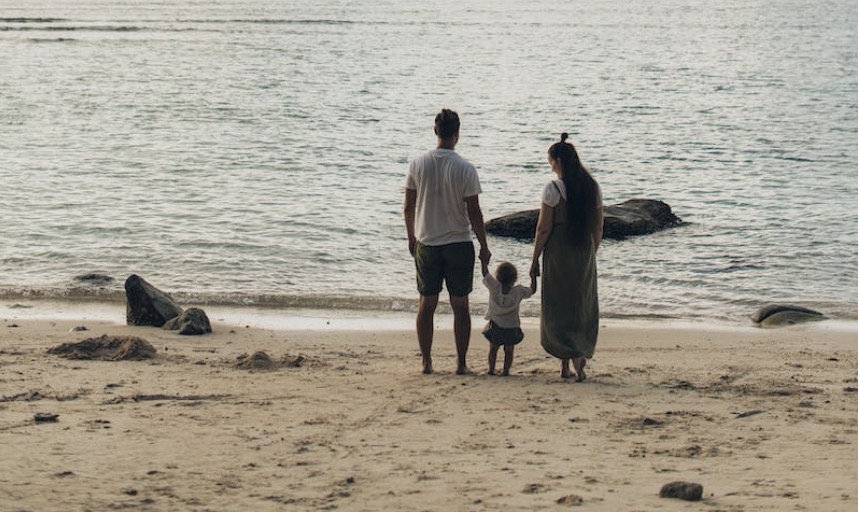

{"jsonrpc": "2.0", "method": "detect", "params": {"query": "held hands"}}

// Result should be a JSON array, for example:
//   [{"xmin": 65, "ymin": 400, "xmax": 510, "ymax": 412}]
[
  {"xmin": 479, "ymin": 245, "xmax": 491, "ymax": 268},
  {"xmin": 530, "ymin": 259, "xmax": 540, "ymax": 278}
]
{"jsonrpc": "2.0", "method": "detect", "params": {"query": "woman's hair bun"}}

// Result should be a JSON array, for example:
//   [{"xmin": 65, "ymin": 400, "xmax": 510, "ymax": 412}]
[{"xmin": 560, "ymin": 133, "xmax": 569, "ymax": 143}]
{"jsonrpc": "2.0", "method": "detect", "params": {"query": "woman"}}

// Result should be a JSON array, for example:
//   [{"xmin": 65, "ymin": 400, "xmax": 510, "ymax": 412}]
[{"xmin": 530, "ymin": 133, "xmax": 603, "ymax": 380}]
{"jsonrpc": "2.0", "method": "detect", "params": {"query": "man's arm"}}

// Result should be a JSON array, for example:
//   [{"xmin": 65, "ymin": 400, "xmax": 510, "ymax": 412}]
[
  {"xmin": 465, "ymin": 194, "xmax": 491, "ymax": 267},
  {"xmin": 404, "ymin": 188, "xmax": 417, "ymax": 256}
]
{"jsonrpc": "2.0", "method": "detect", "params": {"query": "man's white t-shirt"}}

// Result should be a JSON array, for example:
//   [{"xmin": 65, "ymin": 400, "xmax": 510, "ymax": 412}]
[
  {"xmin": 482, "ymin": 273, "xmax": 534, "ymax": 328},
  {"xmin": 405, "ymin": 148, "xmax": 481, "ymax": 246}
]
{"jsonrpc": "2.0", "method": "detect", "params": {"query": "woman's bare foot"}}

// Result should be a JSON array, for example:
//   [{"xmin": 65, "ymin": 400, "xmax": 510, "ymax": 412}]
[
  {"xmin": 501, "ymin": 369, "xmax": 510, "ymax": 376},
  {"xmin": 561, "ymin": 359, "xmax": 572, "ymax": 379},
  {"xmin": 573, "ymin": 357, "xmax": 587, "ymax": 382}
]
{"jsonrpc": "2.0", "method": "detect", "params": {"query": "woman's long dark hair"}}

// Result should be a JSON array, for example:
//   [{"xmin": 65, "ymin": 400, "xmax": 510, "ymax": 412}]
[{"xmin": 548, "ymin": 133, "xmax": 599, "ymax": 244}]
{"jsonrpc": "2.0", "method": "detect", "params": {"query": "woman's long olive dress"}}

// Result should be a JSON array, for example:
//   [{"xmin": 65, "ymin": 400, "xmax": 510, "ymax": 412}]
[{"xmin": 540, "ymin": 190, "xmax": 599, "ymax": 360}]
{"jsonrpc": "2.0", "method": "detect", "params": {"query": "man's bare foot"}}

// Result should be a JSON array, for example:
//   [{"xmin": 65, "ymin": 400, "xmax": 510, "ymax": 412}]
[
  {"xmin": 422, "ymin": 357, "xmax": 433, "ymax": 374},
  {"xmin": 456, "ymin": 366, "xmax": 473, "ymax": 375},
  {"xmin": 574, "ymin": 358, "xmax": 587, "ymax": 382}
]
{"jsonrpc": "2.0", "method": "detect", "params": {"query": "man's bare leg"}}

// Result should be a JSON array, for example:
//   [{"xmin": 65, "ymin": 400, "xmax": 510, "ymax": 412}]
[
  {"xmin": 450, "ymin": 294, "xmax": 471, "ymax": 374},
  {"xmin": 417, "ymin": 294, "xmax": 439, "ymax": 374}
]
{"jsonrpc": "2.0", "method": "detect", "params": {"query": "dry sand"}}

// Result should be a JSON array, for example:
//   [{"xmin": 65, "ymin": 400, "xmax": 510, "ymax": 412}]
[{"xmin": 0, "ymin": 307, "xmax": 856, "ymax": 511}]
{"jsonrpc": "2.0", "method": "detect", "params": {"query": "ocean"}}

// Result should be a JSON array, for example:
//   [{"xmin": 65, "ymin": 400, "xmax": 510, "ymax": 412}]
[{"xmin": 0, "ymin": 0, "xmax": 857, "ymax": 323}]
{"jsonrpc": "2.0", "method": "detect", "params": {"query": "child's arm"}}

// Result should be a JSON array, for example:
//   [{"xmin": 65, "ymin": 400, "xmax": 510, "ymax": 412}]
[{"xmin": 530, "ymin": 274, "xmax": 538, "ymax": 294}]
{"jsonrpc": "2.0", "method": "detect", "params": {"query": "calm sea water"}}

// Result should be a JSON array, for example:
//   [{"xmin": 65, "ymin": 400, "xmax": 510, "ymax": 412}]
[{"xmin": 0, "ymin": 0, "xmax": 857, "ymax": 322}]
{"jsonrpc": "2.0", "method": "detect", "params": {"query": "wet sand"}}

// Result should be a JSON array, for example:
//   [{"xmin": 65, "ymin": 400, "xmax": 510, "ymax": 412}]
[{"xmin": 0, "ymin": 307, "xmax": 856, "ymax": 511}]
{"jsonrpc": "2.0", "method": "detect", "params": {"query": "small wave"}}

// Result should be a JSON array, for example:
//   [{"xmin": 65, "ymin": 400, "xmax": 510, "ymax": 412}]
[
  {"xmin": 28, "ymin": 37, "xmax": 77, "ymax": 43},
  {"xmin": 0, "ymin": 25, "xmax": 143, "ymax": 32},
  {"xmin": 0, "ymin": 17, "xmax": 66, "ymax": 23},
  {"xmin": 222, "ymin": 19, "xmax": 358, "ymax": 25}
]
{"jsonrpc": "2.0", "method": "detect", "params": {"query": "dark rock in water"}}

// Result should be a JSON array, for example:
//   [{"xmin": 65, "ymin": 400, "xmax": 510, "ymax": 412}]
[
  {"xmin": 75, "ymin": 273, "xmax": 115, "ymax": 285},
  {"xmin": 486, "ymin": 210, "xmax": 540, "ymax": 240},
  {"xmin": 48, "ymin": 334, "xmax": 156, "ymax": 361},
  {"xmin": 485, "ymin": 199, "xmax": 682, "ymax": 241},
  {"xmin": 751, "ymin": 304, "xmax": 825, "ymax": 327},
  {"xmin": 125, "ymin": 275, "xmax": 183, "ymax": 327},
  {"xmin": 163, "ymin": 307, "xmax": 212, "ymax": 335},
  {"xmin": 659, "ymin": 481, "xmax": 703, "ymax": 501},
  {"xmin": 603, "ymin": 200, "xmax": 682, "ymax": 239}
]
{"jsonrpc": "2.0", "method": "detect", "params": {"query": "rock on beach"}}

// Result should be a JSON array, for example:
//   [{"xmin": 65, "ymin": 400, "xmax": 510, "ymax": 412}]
[
  {"xmin": 163, "ymin": 307, "xmax": 212, "ymax": 335},
  {"xmin": 659, "ymin": 481, "xmax": 703, "ymax": 501},
  {"xmin": 125, "ymin": 274, "xmax": 183, "ymax": 327},
  {"xmin": 751, "ymin": 304, "xmax": 825, "ymax": 327}
]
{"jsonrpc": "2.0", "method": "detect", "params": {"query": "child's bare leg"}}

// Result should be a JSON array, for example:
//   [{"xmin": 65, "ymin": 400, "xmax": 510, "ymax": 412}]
[
  {"xmin": 501, "ymin": 345, "xmax": 514, "ymax": 376},
  {"xmin": 488, "ymin": 344, "xmax": 500, "ymax": 375},
  {"xmin": 561, "ymin": 358, "xmax": 572, "ymax": 379}
]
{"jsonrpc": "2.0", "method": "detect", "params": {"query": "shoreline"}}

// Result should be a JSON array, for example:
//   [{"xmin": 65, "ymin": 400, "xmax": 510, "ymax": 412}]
[{"xmin": 1, "ymin": 297, "xmax": 856, "ymax": 334}]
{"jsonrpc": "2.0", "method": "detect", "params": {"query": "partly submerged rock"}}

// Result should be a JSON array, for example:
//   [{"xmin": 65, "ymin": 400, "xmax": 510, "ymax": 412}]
[
  {"xmin": 48, "ymin": 335, "xmax": 156, "ymax": 361},
  {"xmin": 751, "ymin": 304, "xmax": 825, "ymax": 327},
  {"xmin": 74, "ymin": 273, "xmax": 115, "ymax": 286},
  {"xmin": 603, "ymin": 199, "xmax": 682, "ymax": 239},
  {"xmin": 485, "ymin": 199, "xmax": 682, "ymax": 241},
  {"xmin": 125, "ymin": 275, "xmax": 183, "ymax": 327},
  {"xmin": 163, "ymin": 307, "xmax": 212, "ymax": 335}
]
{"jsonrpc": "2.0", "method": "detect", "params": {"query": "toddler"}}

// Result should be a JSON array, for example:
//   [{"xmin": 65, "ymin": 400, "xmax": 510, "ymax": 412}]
[{"xmin": 481, "ymin": 261, "xmax": 537, "ymax": 375}]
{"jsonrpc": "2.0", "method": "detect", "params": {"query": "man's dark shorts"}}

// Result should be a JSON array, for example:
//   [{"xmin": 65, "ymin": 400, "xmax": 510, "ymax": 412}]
[{"xmin": 414, "ymin": 241, "xmax": 475, "ymax": 297}]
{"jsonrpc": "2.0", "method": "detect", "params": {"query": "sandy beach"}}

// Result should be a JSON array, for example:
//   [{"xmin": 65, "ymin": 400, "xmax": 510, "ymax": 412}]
[{"xmin": 0, "ymin": 304, "xmax": 856, "ymax": 511}]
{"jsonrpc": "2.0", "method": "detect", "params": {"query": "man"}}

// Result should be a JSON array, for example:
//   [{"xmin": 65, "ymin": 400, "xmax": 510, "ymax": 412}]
[{"xmin": 404, "ymin": 108, "xmax": 491, "ymax": 374}]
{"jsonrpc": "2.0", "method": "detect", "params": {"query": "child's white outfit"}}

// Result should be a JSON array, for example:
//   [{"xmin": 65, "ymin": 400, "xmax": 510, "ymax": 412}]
[{"xmin": 482, "ymin": 273, "xmax": 534, "ymax": 346}]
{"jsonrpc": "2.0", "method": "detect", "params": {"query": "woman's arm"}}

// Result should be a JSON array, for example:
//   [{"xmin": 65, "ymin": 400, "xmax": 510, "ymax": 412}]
[
  {"xmin": 530, "ymin": 202, "xmax": 554, "ymax": 277},
  {"xmin": 593, "ymin": 205, "xmax": 604, "ymax": 251}
]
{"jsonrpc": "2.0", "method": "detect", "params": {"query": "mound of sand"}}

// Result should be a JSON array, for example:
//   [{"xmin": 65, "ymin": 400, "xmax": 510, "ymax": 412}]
[
  {"xmin": 47, "ymin": 335, "xmax": 157, "ymax": 361},
  {"xmin": 233, "ymin": 351, "xmax": 310, "ymax": 370}
]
